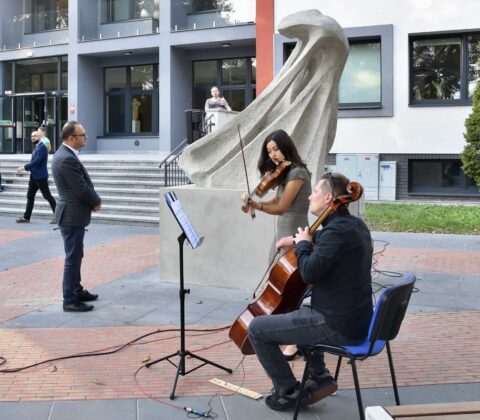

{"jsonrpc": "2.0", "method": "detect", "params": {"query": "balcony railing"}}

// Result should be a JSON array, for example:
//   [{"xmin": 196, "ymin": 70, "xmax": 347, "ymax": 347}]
[
  {"xmin": 1, "ymin": 11, "xmax": 68, "ymax": 51},
  {"xmin": 79, "ymin": 19, "xmax": 159, "ymax": 42}
]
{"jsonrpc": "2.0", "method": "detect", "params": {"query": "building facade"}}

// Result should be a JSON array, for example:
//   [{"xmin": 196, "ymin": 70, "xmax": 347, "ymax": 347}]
[
  {"xmin": 0, "ymin": 0, "xmax": 479, "ymax": 201},
  {"xmin": 264, "ymin": 0, "xmax": 480, "ymax": 201},
  {"xmin": 0, "ymin": 0, "xmax": 256, "ymax": 154}
]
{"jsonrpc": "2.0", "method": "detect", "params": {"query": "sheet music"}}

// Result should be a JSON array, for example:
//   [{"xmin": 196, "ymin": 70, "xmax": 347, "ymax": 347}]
[{"xmin": 164, "ymin": 192, "xmax": 203, "ymax": 249}]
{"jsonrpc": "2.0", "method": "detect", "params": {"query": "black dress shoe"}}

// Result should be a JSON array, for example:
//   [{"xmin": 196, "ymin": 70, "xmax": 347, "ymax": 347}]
[
  {"xmin": 78, "ymin": 290, "xmax": 98, "ymax": 302},
  {"xmin": 63, "ymin": 301, "xmax": 94, "ymax": 312}
]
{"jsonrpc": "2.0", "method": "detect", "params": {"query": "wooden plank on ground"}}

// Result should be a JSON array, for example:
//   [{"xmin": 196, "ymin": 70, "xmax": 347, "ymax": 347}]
[
  {"xmin": 399, "ymin": 415, "xmax": 480, "ymax": 420},
  {"xmin": 385, "ymin": 401, "xmax": 480, "ymax": 418}
]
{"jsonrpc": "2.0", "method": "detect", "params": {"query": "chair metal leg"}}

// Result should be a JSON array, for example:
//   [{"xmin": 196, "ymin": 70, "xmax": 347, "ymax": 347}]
[
  {"xmin": 334, "ymin": 356, "xmax": 342, "ymax": 381},
  {"xmin": 386, "ymin": 341, "xmax": 400, "ymax": 405},
  {"xmin": 293, "ymin": 349, "xmax": 312, "ymax": 420},
  {"xmin": 350, "ymin": 358, "xmax": 365, "ymax": 420}
]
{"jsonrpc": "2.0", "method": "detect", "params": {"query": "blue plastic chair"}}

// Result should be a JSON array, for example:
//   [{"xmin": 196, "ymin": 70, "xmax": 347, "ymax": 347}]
[{"xmin": 293, "ymin": 274, "xmax": 417, "ymax": 420}]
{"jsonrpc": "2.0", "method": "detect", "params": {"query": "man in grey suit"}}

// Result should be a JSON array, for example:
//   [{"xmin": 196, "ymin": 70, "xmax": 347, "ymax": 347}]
[{"xmin": 52, "ymin": 121, "xmax": 102, "ymax": 312}]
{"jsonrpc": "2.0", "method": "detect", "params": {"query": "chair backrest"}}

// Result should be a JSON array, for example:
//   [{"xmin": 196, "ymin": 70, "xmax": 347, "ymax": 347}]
[{"xmin": 367, "ymin": 274, "xmax": 416, "ymax": 350}]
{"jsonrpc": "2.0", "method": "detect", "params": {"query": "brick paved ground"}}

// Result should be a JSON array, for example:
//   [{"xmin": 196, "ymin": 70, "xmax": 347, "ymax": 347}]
[
  {"xmin": 0, "ymin": 229, "xmax": 42, "ymax": 245},
  {"xmin": 376, "ymin": 246, "xmax": 480, "ymax": 275},
  {"xmin": 0, "ymin": 226, "xmax": 479, "ymax": 404},
  {"xmin": 0, "ymin": 311, "xmax": 479, "ymax": 401},
  {"xmin": 0, "ymin": 235, "xmax": 158, "ymax": 323}
]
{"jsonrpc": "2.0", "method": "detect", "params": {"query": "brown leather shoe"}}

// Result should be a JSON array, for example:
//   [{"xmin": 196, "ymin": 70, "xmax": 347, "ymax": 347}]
[{"xmin": 16, "ymin": 217, "xmax": 30, "ymax": 223}]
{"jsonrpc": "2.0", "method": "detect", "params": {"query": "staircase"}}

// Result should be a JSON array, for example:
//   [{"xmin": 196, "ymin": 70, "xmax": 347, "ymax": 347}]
[{"xmin": 0, "ymin": 156, "xmax": 171, "ymax": 226}]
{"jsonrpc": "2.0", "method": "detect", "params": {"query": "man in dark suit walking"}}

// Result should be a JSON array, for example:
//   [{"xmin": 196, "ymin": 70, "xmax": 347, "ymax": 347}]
[
  {"xmin": 15, "ymin": 130, "xmax": 56, "ymax": 223},
  {"xmin": 52, "ymin": 121, "xmax": 102, "ymax": 312}
]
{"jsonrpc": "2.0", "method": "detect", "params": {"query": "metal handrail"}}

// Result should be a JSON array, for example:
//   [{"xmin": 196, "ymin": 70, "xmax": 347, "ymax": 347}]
[{"xmin": 159, "ymin": 139, "xmax": 191, "ymax": 187}]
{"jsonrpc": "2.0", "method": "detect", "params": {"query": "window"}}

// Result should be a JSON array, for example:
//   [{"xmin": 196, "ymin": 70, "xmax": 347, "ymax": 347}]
[
  {"xmin": 171, "ymin": 0, "xmax": 255, "ymax": 30},
  {"xmin": 15, "ymin": 57, "xmax": 66, "ymax": 93},
  {"xmin": 31, "ymin": 0, "xmax": 68, "ymax": 32},
  {"xmin": 104, "ymin": 65, "xmax": 158, "ymax": 135},
  {"xmin": 105, "ymin": 0, "xmax": 155, "ymax": 22},
  {"xmin": 339, "ymin": 40, "xmax": 381, "ymax": 108},
  {"xmin": 285, "ymin": 39, "xmax": 382, "ymax": 109},
  {"xmin": 193, "ymin": 57, "xmax": 256, "ymax": 112},
  {"xmin": 279, "ymin": 25, "xmax": 393, "ymax": 117},
  {"xmin": 410, "ymin": 32, "xmax": 480, "ymax": 105},
  {"xmin": 409, "ymin": 159, "xmax": 479, "ymax": 195}
]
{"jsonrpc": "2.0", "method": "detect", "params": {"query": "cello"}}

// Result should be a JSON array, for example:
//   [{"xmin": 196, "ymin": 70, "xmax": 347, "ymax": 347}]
[{"xmin": 229, "ymin": 181, "xmax": 364, "ymax": 355}]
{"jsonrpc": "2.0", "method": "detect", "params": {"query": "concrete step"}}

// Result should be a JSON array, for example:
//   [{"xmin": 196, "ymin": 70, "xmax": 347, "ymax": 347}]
[
  {"xmin": 0, "ymin": 163, "xmax": 164, "ymax": 173},
  {"xmin": 1, "ymin": 170, "xmax": 165, "ymax": 182},
  {"xmin": 1, "ymin": 176, "xmax": 164, "ymax": 189},
  {"xmin": 0, "ymin": 207, "xmax": 158, "ymax": 227},
  {"xmin": 0, "ymin": 198, "xmax": 158, "ymax": 215},
  {"xmin": 0, "ymin": 154, "xmax": 184, "ymax": 225},
  {"xmin": 1, "ymin": 184, "xmax": 161, "ymax": 199},
  {"xmin": 0, "ymin": 191, "xmax": 158, "ymax": 206}
]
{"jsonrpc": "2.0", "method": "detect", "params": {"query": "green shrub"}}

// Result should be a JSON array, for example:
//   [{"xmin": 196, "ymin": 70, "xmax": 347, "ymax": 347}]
[{"xmin": 461, "ymin": 62, "xmax": 480, "ymax": 187}]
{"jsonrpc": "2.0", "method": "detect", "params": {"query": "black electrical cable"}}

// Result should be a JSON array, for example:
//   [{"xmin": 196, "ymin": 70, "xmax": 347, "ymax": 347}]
[
  {"xmin": 0, "ymin": 325, "xmax": 230, "ymax": 373},
  {"xmin": 371, "ymin": 239, "xmax": 420, "ymax": 306}
]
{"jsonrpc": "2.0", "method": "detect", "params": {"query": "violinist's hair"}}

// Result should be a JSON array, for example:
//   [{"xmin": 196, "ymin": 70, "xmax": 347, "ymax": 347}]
[
  {"xmin": 320, "ymin": 172, "xmax": 350, "ymax": 198},
  {"xmin": 257, "ymin": 129, "xmax": 307, "ymax": 176}
]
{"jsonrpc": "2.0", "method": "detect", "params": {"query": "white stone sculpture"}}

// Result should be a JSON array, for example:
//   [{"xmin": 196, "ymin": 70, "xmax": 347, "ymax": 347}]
[{"xmin": 179, "ymin": 9, "xmax": 349, "ymax": 188}]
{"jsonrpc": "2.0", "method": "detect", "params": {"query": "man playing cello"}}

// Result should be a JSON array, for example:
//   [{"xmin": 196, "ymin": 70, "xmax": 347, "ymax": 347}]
[{"xmin": 248, "ymin": 172, "xmax": 373, "ymax": 411}]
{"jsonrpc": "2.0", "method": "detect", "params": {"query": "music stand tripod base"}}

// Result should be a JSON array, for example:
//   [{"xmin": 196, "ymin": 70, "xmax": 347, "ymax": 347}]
[{"xmin": 145, "ymin": 232, "xmax": 232, "ymax": 399}]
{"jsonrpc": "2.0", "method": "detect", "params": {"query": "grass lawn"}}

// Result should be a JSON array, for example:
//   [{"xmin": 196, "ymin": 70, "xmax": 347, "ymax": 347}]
[{"xmin": 364, "ymin": 203, "xmax": 480, "ymax": 235}]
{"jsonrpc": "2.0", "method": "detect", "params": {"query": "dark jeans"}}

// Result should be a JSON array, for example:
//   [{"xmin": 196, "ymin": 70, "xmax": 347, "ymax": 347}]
[
  {"xmin": 248, "ymin": 306, "xmax": 361, "ymax": 395},
  {"xmin": 59, "ymin": 225, "xmax": 86, "ymax": 304},
  {"xmin": 24, "ymin": 177, "xmax": 56, "ymax": 220}
]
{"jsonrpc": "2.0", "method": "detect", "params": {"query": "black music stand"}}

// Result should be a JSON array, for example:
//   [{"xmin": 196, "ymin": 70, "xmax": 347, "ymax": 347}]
[{"xmin": 146, "ymin": 191, "xmax": 232, "ymax": 399}]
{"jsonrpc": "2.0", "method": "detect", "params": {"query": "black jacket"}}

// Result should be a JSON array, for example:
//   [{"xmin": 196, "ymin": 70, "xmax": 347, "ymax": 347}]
[
  {"xmin": 52, "ymin": 145, "xmax": 101, "ymax": 227},
  {"xmin": 295, "ymin": 207, "xmax": 373, "ymax": 340}
]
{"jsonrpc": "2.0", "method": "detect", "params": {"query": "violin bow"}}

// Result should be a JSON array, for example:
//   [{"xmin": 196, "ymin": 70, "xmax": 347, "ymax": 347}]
[{"xmin": 237, "ymin": 125, "xmax": 255, "ymax": 219}]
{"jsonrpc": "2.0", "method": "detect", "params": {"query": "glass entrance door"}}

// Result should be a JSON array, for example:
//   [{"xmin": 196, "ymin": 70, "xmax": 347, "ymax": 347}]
[
  {"xmin": 44, "ymin": 93, "xmax": 57, "ymax": 151},
  {"xmin": 15, "ymin": 95, "xmax": 44, "ymax": 154},
  {"xmin": 0, "ymin": 93, "xmax": 66, "ymax": 154},
  {"xmin": 0, "ymin": 96, "xmax": 15, "ymax": 153}
]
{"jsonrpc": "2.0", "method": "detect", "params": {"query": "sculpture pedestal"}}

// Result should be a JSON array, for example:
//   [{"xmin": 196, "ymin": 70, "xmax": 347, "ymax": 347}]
[
  {"xmin": 159, "ymin": 186, "xmax": 273, "ymax": 290},
  {"xmin": 159, "ymin": 186, "xmax": 364, "ymax": 291}
]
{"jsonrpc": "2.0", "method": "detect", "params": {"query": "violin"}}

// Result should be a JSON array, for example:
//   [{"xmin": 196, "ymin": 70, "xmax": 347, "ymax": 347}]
[
  {"xmin": 241, "ymin": 160, "xmax": 292, "ymax": 216},
  {"xmin": 250, "ymin": 160, "xmax": 292, "ymax": 199},
  {"xmin": 229, "ymin": 181, "xmax": 364, "ymax": 355}
]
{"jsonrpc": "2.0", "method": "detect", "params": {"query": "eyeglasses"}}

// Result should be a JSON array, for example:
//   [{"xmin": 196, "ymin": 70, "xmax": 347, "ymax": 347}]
[{"xmin": 72, "ymin": 133, "xmax": 88, "ymax": 139}]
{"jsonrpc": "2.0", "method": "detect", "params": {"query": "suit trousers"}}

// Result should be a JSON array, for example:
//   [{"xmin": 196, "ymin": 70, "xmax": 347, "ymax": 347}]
[
  {"xmin": 59, "ymin": 225, "xmax": 86, "ymax": 304},
  {"xmin": 24, "ymin": 177, "xmax": 56, "ymax": 220}
]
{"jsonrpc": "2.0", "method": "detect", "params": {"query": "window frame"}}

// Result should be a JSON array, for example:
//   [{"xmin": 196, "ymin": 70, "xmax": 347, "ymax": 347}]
[
  {"xmin": 408, "ymin": 158, "xmax": 480, "ymax": 196},
  {"xmin": 275, "ymin": 24, "xmax": 393, "ymax": 118},
  {"xmin": 103, "ymin": 64, "xmax": 159, "ymax": 136},
  {"xmin": 409, "ymin": 31, "xmax": 480, "ymax": 107}
]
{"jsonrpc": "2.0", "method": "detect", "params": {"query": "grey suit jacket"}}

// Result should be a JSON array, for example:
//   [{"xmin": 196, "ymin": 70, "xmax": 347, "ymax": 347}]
[{"xmin": 52, "ymin": 144, "xmax": 101, "ymax": 227}]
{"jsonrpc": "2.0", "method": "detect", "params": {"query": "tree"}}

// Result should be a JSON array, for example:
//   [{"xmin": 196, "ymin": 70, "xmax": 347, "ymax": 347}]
[{"xmin": 461, "ymin": 66, "xmax": 480, "ymax": 187}]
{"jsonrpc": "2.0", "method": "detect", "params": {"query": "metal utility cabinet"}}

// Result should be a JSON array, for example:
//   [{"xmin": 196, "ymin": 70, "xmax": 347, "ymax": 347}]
[{"xmin": 336, "ymin": 154, "xmax": 379, "ymax": 201}]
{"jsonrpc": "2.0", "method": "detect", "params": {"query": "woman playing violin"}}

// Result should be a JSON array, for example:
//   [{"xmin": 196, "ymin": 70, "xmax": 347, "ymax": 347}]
[{"xmin": 241, "ymin": 130, "xmax": 311, "ymax": 260}]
